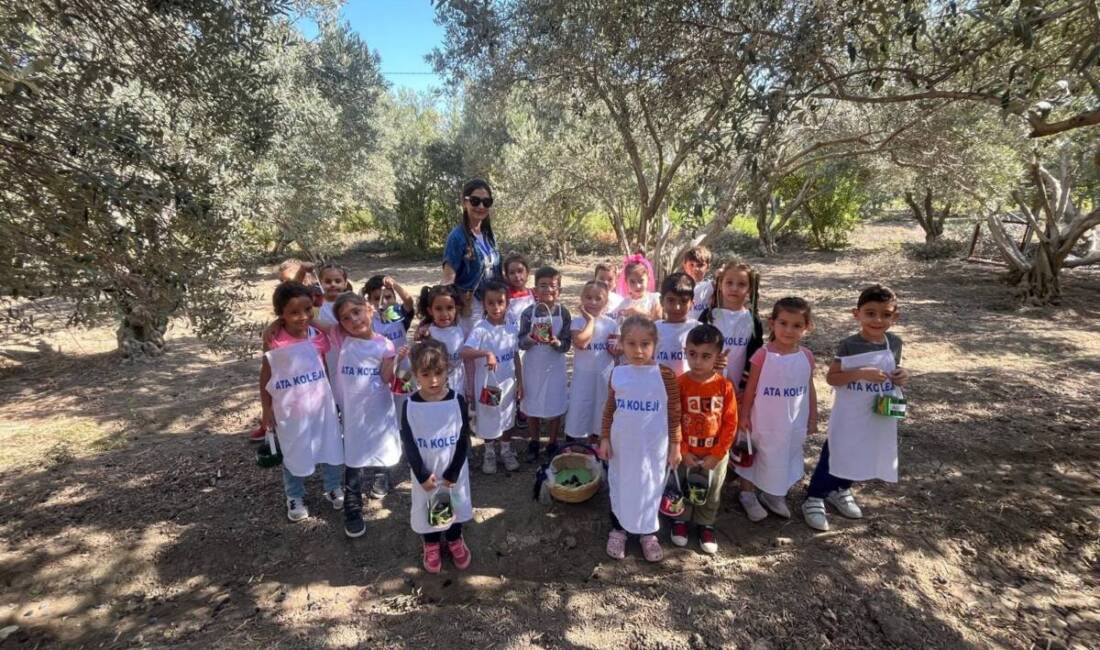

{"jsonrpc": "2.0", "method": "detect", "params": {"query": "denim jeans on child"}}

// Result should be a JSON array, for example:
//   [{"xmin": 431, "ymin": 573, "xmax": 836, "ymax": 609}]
[{"xmin": 282, "ymin": 463, "xmax": 343, "ymax": 499}]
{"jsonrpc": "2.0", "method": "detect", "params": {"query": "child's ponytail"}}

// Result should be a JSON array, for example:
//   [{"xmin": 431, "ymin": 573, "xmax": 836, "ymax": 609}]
[{"xmin": 417, "ymin": 285, "xmax": 434, "ymax": 325}]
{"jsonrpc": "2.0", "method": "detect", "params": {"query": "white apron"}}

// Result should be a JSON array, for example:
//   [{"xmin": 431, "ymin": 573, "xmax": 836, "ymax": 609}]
[
  {"xmin": 612, "ymin": 292, "xmax": 659, "ymax": 322},
  {"xmin": 609, "ymin": 365, "xmax": 669, "ymax": 535},
  {"xmin": 429, "ymin": 324, "xmax": 467, "ymax": 394},
  {"xmin": 827, "ymin": 343, "xmax": 899, "ymax": 482},
  {"xmin": 265, "ymin": 338, "xmax": 344, "ymax": 477},
  {"xmin": 506, "ymin": 294, "xmax": 534, "ymax": 331},
  {"xmin": 467, "ymin": 321, "xmax": 519, "ymax": 439},
  {"xmin": 710, "ymin": 308, "xmax": 754, "ymax": 388},
  {"xmin": 521, "ymin": 305, "xmax": 567, "ymax": 417},
  {"xmin": 315, "ymin": 301, "xmax": 340, "ymax": 378},
  {"xmin": 374, "ymin": 314, "xmax": 412, "ymax": 410},
  {"xmin": 334, "ymin": 335, "xmax": 402, "ymax": 468},
  {"xmin": 690, "ymin": 279, "xmax": 713, "ymax": 321},
  {"xmin": 406, "ymin": 397, "xmax": 474, "ymax": 534},
  {"xmin": 565, "ymin": 315, "xmax": 618, "ymax": 439},
  {"xmin": 655, "ymin": 319, "xmax": 699, "ymax": 376},
  {"xmin": 736, "ymin": 348, "xmax": 811, "ymax": 495}
]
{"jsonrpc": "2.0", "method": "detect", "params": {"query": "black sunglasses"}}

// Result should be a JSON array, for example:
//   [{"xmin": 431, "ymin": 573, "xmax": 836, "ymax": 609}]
[{"xmin": 465, "ymin": 196, "xmax": 494, "ymax": 208}]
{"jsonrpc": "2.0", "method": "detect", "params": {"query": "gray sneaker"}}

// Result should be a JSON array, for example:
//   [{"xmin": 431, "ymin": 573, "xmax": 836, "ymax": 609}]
[
  {"xmin": 826, "ymin": 489, "xmax": 863, "ymax": 519},
  {"xmin": 500, "ymin": 442, "xmax": 520, "ymax": 472},
  {"xmin": 286, "ymin": 497, "xmax": 309, "ymax": 522},
  {"xmin": 759, "ymin": 492, "xmax": 791, "ymax": 518},
  {"xmin": 370, "ymin": 472, "xmax": 390, "ymax": 499},
  {"xmin": 802, "ymin": 497, "xmax": 829, "ymax": 531},
  {"xmin": 482, "ymin": 443, "xmax": 497, "ymax": 474}
]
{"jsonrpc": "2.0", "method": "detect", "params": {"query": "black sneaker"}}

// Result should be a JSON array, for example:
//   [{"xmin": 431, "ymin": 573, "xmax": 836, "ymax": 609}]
[
  {"xmin": 544, "ymin": 442, "xmax": 559, "ymax": 461},
  {"xmin": 344, "ymin": 508, "xmax": 366, "ymax": 538},
  {"xmin": 515, "ymin": 412, "xmax": 528, "ymax": 430},
  {"xmin": 525, "ymin": 439, "xmax": 539, "ymax": 463},
  {"xmin": 370, "ymin": 471, "xmax": 390, "ymax": 499}
]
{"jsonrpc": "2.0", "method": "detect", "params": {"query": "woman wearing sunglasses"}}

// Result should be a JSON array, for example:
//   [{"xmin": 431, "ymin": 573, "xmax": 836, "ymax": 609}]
[{"xmin": 442, "ymin": 178, "xmax": 503, "ymax": 333}]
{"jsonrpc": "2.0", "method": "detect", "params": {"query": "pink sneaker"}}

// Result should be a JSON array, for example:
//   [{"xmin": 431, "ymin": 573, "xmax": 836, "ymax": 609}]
[
  {"xmin": 248, "ymin": 424, "xmax": 266, "ymax": 442},
  {"xmin": 422, "ymin": 542, "xmax": 442, "ymax": 574},
  {"xmin": 640, "ymin": 534, "xmax": 663, "ymax": 562},
  {"xmin": 606, "ymin": 530, "xmax": 627, "ymax": 560},
  {"xmin": 447, "ymin": 537, "xmax": 472, "ymax": 570}
]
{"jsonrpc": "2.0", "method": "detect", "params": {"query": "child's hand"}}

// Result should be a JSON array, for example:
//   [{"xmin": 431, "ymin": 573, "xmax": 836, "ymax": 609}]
[
  {"xmin": 442, "ymin": 478, "xmax": 455, "ymax": 489},
  {"xmin": 683, "ymin": 451, "xmax": 699, "ymax": 468},
  {"xmin": 667, "ymin": 444, "xmax": 683, "ymax": 469},
  {"xmin": 382, "ymin": 276, "xmax": 395, "ymax": 289},
  {"xmin": 548, "ymin": 336, "xmax": 561, "ymax": 347},
  {"xmin": 860, "ymin": 367, "xmax": 889, "ymax": 383},
  {"xmin": 714, "ymin": 349, "xmax": 729, "ymax": 371},
  {"xmin": 598, "ymin": 438, "xmax": 612, "ymax": 460},
  {"xmin": 702, "ymin": 454, "xmax": 722, "ymax": 471},
  {"xmin": 485, "ymin": 351, "xmax": 498, "ymax": 371},
  {"xmin": 261, "ymin": 408, "xmax": 275, "ymax": 431},
  {"xmin": 396, "ymin": 345, "xmax": 409, "ymax": 360},
  {"xmin": 516, "ymin": 383, "xmax": 524, "ymax": 401},
  {"xmin": 891, "ymin": 367, "xmax": 909, "ymax": 387},
  {"xmin": 415, "ymin": 324, "xmax": 431, "ymax": 341},
  {"xmin": 741, "ymin": 413, "xmax": 752, "ymax": 433},
  {"xmin": 421, "ymin": 474, "xmax": 438, "ymax": 491}
]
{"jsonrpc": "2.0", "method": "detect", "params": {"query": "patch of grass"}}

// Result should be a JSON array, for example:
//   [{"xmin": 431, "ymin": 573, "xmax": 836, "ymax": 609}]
[
  {"xmin": 0, "ymin": 418, "xmax": 117, "ymax": 471},
  {"xmin": 903, "ymin": 238, "xmax": 966, "ymax": 261}
]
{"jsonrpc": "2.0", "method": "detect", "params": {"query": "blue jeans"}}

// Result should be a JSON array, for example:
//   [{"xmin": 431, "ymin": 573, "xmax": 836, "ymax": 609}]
[
  {"xmin": 806, "ymin": 441, "xmax": 853, "ymax": 499},
  {"xmin": 282, "ymin": 463, "xmax": 343, "ymax": 500}
]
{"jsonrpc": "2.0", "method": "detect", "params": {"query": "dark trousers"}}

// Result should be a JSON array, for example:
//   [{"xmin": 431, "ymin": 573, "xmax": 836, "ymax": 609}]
[
  {"xmin": 344, "ymin": 466, "xmax": 364, "ymax": 516},
  {"xmin": 806, "ymin": 441, "xmax": 854, "ymax": 499},
  {"xmin": 424, "ymin": 523, "xmax": 463, "ymax": 544}
]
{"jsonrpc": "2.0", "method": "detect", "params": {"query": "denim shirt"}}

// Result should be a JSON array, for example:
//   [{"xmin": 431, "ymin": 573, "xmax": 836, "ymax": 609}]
[{"xmin": 443, "ymin": 225, "xmax": 502, "ymax": 297}]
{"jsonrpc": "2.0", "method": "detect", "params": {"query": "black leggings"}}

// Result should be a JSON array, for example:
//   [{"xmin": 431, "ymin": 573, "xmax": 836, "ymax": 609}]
[{"xmin": 424, "ymin": 523, "xmax": 463, "ymax": 544}]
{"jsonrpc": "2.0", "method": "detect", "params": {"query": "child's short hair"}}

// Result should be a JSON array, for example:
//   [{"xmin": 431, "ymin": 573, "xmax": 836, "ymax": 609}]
[
  {"xmin": 362, "ymin": 274, "xmax": 386, "ymax": 297},
  {"xmin": 686, "ymin": 323, "xmax": 724, "ymax": 351},
  {"xmin": 857, "ymin": 284, "xmax": 897, "ymax": 308},
  {"xmin": 533, "ymin": 266, "xmax": 560, "ymax": 284},
  {"xmin": 660, "ymin": 272, "xmax": 695, "ymax": 299},
  {"xmin": 482, "ymin": 280, "xmax": 510, "ymax": 302},
  {"xmin": 272, "ymin": 281, "xmax": 312, "ymax": 315},
  {"xmin": 503, "ymin": 252, "xmax": 529, "ymax": 273},
  {"xmin": 767, "ymin": 296, "xmax": 813, "ymax": 340},
  {"xmin": 410, "ymin": 339, "xmax": 449, "ymax": 375},
  {"xmin": 333, "ymin": 292, "xmax": 368, "ymax": 321},
  {"xmin": 594, "ymin": 262, "xmax": 616, "ymax": 277},
  {"xmin": 583, "ymin": 279, "xmax": 610, "ymax": 295},
  {"xmin": 683, "ymin": 245, "xmax": 712, "ymax": 267},
  {"xmin": 417, "ymin": 284, "xmax": 464, "ymax": 323},
  {"xmin": 619, "ymin": 314, "xmax": 658, "ymax": 342}
]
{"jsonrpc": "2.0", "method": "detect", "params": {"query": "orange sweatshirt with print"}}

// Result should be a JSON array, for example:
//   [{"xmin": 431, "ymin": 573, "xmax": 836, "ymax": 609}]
[{"xmin": 678, "ymin": 372, "xmax": 738, "ymax": 459}]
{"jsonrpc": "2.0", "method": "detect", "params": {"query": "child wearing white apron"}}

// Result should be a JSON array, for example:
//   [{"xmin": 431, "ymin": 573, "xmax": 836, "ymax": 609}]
[
  {"xmin": 735, "ymin": 342, "xmax": 816, "ymax": 519},
  {"xmin": 429, "ymin": 323, "xmax": 467, "ymax": 396},
  {"xmin": 463, "ymin": 315, "xmax": 521, "ymax": 473},
  {"xmin": 517, "ymin": 284, "xmax": 572, "ymax": 460},
  {"xmin": 705, "ymin": 307, "xmax": 762, "ymax": 392},
  {"xmin": 601, "ymin": 362, "xmax": 682, "ymax": 562},
  {"xmin": 564, "ymin": 313, "xmax": 618, "ymax": 441},
  {"xmin": 263, "ymin": 330, "xmax": 345, "ymax": 521},
  {"xmin": 655, "ymin": 319, "xmax": 699, "ymax": 377}
]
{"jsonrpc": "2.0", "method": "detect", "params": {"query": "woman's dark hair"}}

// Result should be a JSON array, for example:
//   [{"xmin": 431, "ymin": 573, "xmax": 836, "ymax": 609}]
[
  {"xmin": 333, "ymin": 292, "xmax": 369, "ymax": 323},
  {"xmin": 482, "ymin": 280, "xmax": 510, "ymax": 303},
  {"xmin": 272, "ymin": 281, "xmax": 313, "ymax": 315},
  {"xmin": 619, "ymin": 314, "xmax": 658, "ymax": 344},
  {"xmin": 460, "ymin": 178, "xmax": 496, "ymax": 262},
  {"xmin": 411, "ymin": 338, "xmax": 450, "ymax": 375},
  {"xmin": 767, "ymin": 296, "xmax": 813, "ymax": 341},
  {"xmin": 417, "ymin": 284, "xmax": 464, "ymax": 325},
  {"xmin": 686, "ymin": 323, "xmax": 724, "ymax": 351}
]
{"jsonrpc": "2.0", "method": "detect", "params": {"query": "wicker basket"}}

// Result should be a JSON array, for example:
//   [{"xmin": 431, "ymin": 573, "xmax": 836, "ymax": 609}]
[{"xmin": 548, "ymin": 452, "xmax": 601, "ymax": 504}]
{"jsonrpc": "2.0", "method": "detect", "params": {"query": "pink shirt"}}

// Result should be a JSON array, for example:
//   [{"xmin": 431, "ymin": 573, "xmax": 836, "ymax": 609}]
[
  {"xmin": 270, "ymin": 326, "xmax": 330, "ymax": 359},
  {"xmin": 750, "ymin": 342, "xmax": 815, "ymax": 369}
]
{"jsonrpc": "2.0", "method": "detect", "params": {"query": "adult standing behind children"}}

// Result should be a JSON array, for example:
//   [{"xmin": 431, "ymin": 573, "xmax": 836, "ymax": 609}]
[{"xmin": 442, "ymin": 179, "xmax": 502, "ymax": 331}]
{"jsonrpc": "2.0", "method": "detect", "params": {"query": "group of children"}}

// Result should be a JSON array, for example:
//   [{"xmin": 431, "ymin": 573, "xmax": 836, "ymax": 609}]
[{"xmin": 257, "ymin": 247, "xmax": 909, "ymax": 572}]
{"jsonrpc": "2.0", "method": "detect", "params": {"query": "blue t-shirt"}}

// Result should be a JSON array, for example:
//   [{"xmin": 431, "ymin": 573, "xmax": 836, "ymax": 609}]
[{"xmin": 443, "ymin": 225, "xmax": 502, "ymax": 296}]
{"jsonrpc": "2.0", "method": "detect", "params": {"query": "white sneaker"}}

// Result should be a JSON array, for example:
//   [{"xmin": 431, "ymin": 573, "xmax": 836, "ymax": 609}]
[
  {"xmin": 482, "ymin": 443, "xmax": 497, "ymax": 474},
  {"xmin": 324, "ymin": 488, "xmax": 344, "ymax": 510},
  {"xmin": 759, "ymin": 492, "xmax": 791, "ymax": 518},
  {"xmin": 826, "ymin": 489, "xmax": 863, "ymax": 519},
  {"xmin": 739, "ymin": 491, "xmax": 768, "ymax": 522},
  {"xmin": 670, "ymin": 521, "xmax": 689, "ymax": 547},
  {"xmin": 802, "ymin": 497, "xmax": 829, "ymax": 531},
  {"xmin": 286, "ymin": 497, "xmax": 309, "ymax": 522},
  {"xmin": 500, "ymin": 443, "xmax": 520, "ymax": 472}
]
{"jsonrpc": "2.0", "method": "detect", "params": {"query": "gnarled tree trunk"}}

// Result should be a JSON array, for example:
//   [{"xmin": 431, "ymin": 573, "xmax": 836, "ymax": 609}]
[{"xmin": 904, "ymin": 188, "xmax": 950, "ymax": 243}]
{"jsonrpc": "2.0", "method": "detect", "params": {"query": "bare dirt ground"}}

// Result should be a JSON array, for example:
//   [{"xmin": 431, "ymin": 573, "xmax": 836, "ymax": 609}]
[{"xmin": 1, "ymin": 218, "xmax": 1098, "ymax": 650}]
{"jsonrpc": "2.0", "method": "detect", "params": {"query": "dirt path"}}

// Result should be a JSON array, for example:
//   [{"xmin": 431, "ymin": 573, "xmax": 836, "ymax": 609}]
[{"xmin": 1, "ymin": 219, "xmax": 1098, "ymax": 649}]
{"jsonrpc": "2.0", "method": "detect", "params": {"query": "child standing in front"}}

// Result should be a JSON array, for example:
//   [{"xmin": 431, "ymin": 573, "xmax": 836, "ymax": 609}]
[
  {"xmin": 327, "ymin": 293, "xmax": 404, "ymax": 538},
  {"xmin": 502, "ymin": 253, "xmax": 534, "ymax": 330},
  {"xmin": 701, "ymin": 262, "xmax": 764, "ymax": 398},
  {"xmin": 594, "ymin": 262, "xmax": 624, "ymax": 315},
  {"xmin": 600, "ymin": 316, "xmax": 682, "ymax": 562},
  {"xmin": 564, "ymin": 280, "xmax": 618, "ymax": 445},
  {"xmin": 612, "ymin": 253, "xmax": 662, "ymax": 321},
  {"xmin": 672, "ymin": 324, "xmax": 737, "ymax": 554},
  {"xmin": 655, "ymin": 272, "xmax": 700, "ymax": 377},
  {"xmin": 802, "ymin": 284, "xmax": 909, "ymax": 531},
  {"xmin": 416, "ymin": 285, "xmax": 467, "ymax": 398},
  {"xmin": 681, "ymin": 245, "xmax": 714, "ymax": 323},
  {"xmin": 736, "ymin": 297, "xmax": 818, "ymax": 522},
  {"xmin": 260, "ymin": 282, "xmax": 345, "ymax": 522},
  {"xmin": 518, "ymin": 267, "xmax": 572, "ymax": 461},
  {"xmin": 461, "ymin": 281, "xmax": 523, "ymax": 474},
  {"xmin": 314, "ymin": 263, "xmax": 354, "ymax": 374},
  {"xmin": 399, "ymin": 340, "xmax": 474, "ymax": 574}
]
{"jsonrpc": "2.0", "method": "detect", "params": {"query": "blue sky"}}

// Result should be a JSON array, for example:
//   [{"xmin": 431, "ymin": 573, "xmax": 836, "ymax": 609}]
[{"xmin": 301, "ymin": 1, "xmax": 446, "ymax": 94}]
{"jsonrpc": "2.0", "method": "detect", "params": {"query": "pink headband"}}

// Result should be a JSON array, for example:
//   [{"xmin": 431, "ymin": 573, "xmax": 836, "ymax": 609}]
[{"xmin": 617, "ymin": 253, "xmax": 655, "ymax": 295}]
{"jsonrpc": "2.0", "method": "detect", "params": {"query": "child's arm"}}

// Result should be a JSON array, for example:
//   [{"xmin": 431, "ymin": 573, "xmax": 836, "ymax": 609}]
[
  {"xmin": 459, "ymin": 344, "xmax": 497, "ymax": 370},
  {"xmin": 705, "ymin": 380, "xmax": 739, "ymax": 470},
  {"xmin": 259, "ymin": 357, "xmax": 274, "ymax": 430},
  {"xmin": 514, "ymin": 351, "xmax": 524, "ymax": 401},
  {"xmin": 292, "ymin": 261, "xmax": 314, "ymax": 284},
  {"xmin": 825, "ymin": 359, "xmax": 889, "ymax": 386},
  {"xmin": 650, "ymin": 296, "xmax": 663, "ymax": 321},
  {"xmin": 571, "ymin": 310, "xmax": 596, "ymax": 349},
  {"xmin": 808, "ymin": 374, "xmax": 819, "ymax": 434},
  {"xmin": 381, "ymin": 346, "xmax": 401, "ymax": 384},
  {"xmin": 550, "ymin": 307, "xmax": 572, "ymax": 353},
  {"xmin": 399, "ymin": 400, "xmax": 435, "ymax": 489},
  {"xmin": 741, "ymin": 360, "xmax": 763, "ymax": 433},
  {"xmin": 386, "ymin": 277, "xmax": 416, "ymax": 315},
  {"xmin": 517, "ymin": 308, "xmax": 536, "ymax": 351},
  {"xmin": 442, "ymin": 395, "xmax": 472, "ymax": 485},
  {"xmin": 598, "ymin": 381, "xmax": 618, "ymax": 460},
  {"xmin": 661, "ymin": 367, "xmax": 682, "ymax": 468}
]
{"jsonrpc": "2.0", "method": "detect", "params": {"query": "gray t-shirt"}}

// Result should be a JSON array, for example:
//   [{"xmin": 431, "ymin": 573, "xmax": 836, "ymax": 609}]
[{"xmin": 835, "ymin": 332, "xmax": 903, "ymax": 365}]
